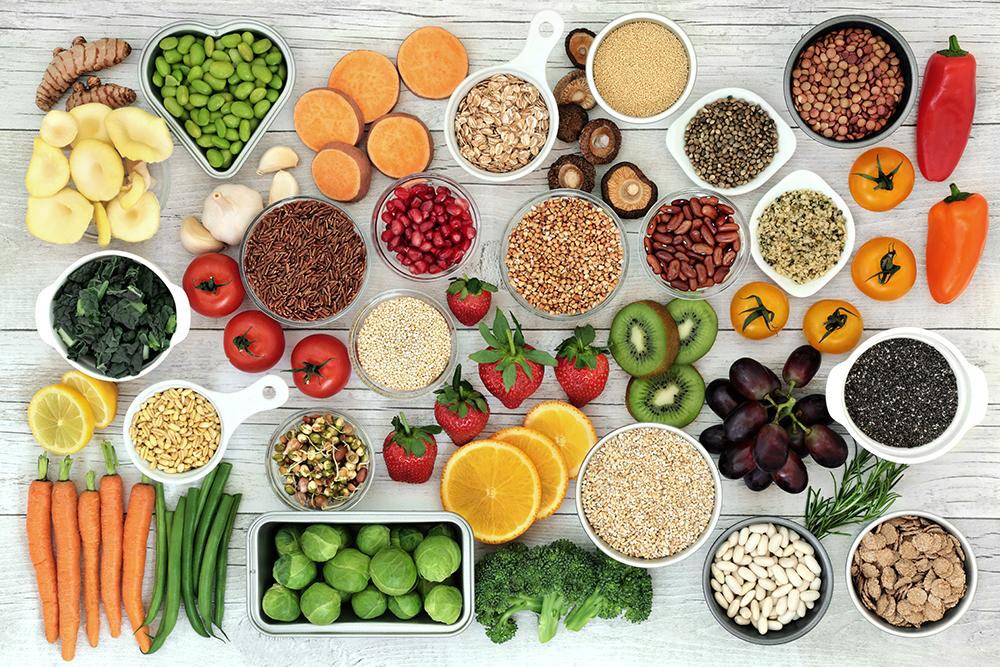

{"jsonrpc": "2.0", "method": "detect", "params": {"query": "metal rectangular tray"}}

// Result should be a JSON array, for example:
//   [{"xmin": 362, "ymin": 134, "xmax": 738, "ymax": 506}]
[{"xmin": 246, "ymin": 511, "xmax": 475, "ymax": 637}]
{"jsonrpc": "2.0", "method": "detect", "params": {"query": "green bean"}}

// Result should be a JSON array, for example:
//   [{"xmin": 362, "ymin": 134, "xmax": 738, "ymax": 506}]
[
  {"xmin": 213, "ymin": 494, "xmax": 241, "ymax": 629},
  {"xmin": 204, "ymin": 35, "xmax": 215, "ymax": 55},
  {"xmin": 208, "ymin": 60, "xmax": 234, "ymax": 79},
  {"xmin": 189, "ymin": 79, "xmax": 211, "ymax": 95},
  {"xmin": 147, "ymin": 495, "xmax": 184, "ymax": 654},
  {"xmin": 184, "ymin": 120, "xmax": 202, "ymax": 138},
  {"xmin": 178, "ymin": 34, "xmax": 195, "ymax": 54},
  {"xmin": 166, "ymin": 509, "xmax": 174, "ymax": 537},
  {"xmin": 163, "ymin": 49, "xmax": 182, "ymax": 64},
  {"xmin": 154, "ymin": 56, "xmax": 170, "ymax": 77},
  {"xmin": 196, "ymin": 134, "xmax": 214, "ymax": 148},
  {"xmin": 230, "ymin": 101, "xmax": 253, "ymax": 119},
  {"xmin": 229, "ymin": 140, "xmax": 243, "ymax": 154},
  {"xmin": 143, "ymin": 483, "xmax": 168, "ymax": 627},
  {"xmin": 192, "ymin": 463, "xmax": 231, "ymax": 590},
  {"xmin": 264, "ymin": 50, "xmax": 282, "ymax": 66},
  {"xmin": 175, "ymin": 85, "xmax": 189, "ymax": 106},
  {"xmin": 189, "ymin": 43, "xmax": 205, "ymax": 66},
  {"xmin": 163, "ymin": 97, "xmax": 184, "ymax": 117},
  {"xmin": 252, "ymin": 38, "xmax": 272, "ymax": 55},
  {"xmin": 238, "ymin": 119, "xmax": 251, "ymax": 142},
  {"xmin": 220, "ymin": 33, "xmax": 242, "ymax": 48},
  {"xmin": 196, "ymin": 493, "xmax": 235, "ymax": 631},
  {"xmin": 253, "ymin": 99, "xmax": 271, "ymax": 119},
  {"xmin": 265, "ymin": 89, "xmax": 279, "ymax": 103},
  {"xmin": 181, "ymin": 486, "xmax": 208, "ymax": 636},
  {"xmin": 237, "ymin": 42, "xmax": 254, "ymax": 62}
]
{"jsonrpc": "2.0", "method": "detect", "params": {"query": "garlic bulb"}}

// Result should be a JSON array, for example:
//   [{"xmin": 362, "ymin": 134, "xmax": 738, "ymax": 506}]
[
  {"xmin": 180, "ymin": 216, "xmax": 225, "ymax": 254},
  {"xmin": 202, "ymin": 184, "xmax": 263, "ymax": 245},
  {"xmin": 268, "ymin": 170, "xmax": 299, "ymax": 204}
]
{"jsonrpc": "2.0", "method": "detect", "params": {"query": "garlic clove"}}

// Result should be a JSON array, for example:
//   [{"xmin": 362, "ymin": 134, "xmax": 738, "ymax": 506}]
[
  {"xmin": 201, "ymin": 183, "xmax": 263, "ymax": 246},
  {"xmin": 256, "ymin": 145, "xmax": 299, "ymax": 175},
  {"xmin": 268, "ymin": 170, "xmax": 299, "ymax": 205},
  {"xmin": 180, "ymin": 215, "xmax": 225, "ymax": 254}
]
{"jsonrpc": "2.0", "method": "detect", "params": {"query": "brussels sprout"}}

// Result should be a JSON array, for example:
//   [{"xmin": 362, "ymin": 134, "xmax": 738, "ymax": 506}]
[
  {"xmin": 300, "ymin": 582, "xmax": 341, "ymax": 625},
  {"xmin": 413, "ymin": 535, "xmax": 462, "ymax": 582},
  {"xmin": 262, "ymin": 583, "xmax": 300, "ymax": 621},
  {"xmin": 330, "ymin": 525, "xmax": 352, "ymax": 548},
  {"xmin": 390, "ymin": 526, "xmax": 424, "ymax": 553},
  {"xmin": 424, "ymin": 584, "xmax": 462, "ymax": 624},
  {"xmin": 388, "ymin": 590, "xmax": 423, "ymax": 620},
  {"xmin": 427, "ymin": 523, "xmax": 458, "ymax": 540},
  {"xmin": 356, "ymin": 524, "xmax": 391, "ymax": 556},
  {"xmin": 272, "ymin": 552, "xmax": 317, "ymax": 590},
  {"xmin": 416, "ymin": 577, "xmax": 440, "ymax": 598},
  {"xmin": 300, "ymin": 525, "xmax": 345, "ymax": 562},
  {"xmin": 351, "ymin": 584, "xmax": 387, "ymax": 619},
  {"xmin": 275, "ymin": 526, "xmax": 302, "ymax": 555},
  {"xmin": 369, "ymin": 547, "xmax": 418, "ymax": 596},
  {"xmin": 322, "ymin": 548, "xmax": 370, "ymax": 593}
]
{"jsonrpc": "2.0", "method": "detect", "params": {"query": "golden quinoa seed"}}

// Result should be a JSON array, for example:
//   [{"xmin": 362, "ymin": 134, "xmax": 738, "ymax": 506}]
[
  {"xmin": 357, "ymin": 296, "xmax": 452, "ymax": 392},
  {"xmin": 129, "ymin": 387, "xmax": 222, "ymax": 474},
  {"xmin": 581, "ymin": 427, "xmax": 715, "ymax": 559}
]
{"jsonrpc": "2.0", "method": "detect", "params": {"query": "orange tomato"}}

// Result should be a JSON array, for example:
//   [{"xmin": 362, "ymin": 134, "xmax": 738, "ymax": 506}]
[
  {"xmin": 803, "ymin": 299, "xmax": 863, "ymax": 354},
  {"xmin": 848, "ymin": 147, "xmax": 915, "ymax": 212},
  {"xmin": 851, "ymin": 237, "xmax": 916, "ymax": 301},
  {"xmin": 730, "ymin": 282, "xmax": 789, "ymax": 340}
]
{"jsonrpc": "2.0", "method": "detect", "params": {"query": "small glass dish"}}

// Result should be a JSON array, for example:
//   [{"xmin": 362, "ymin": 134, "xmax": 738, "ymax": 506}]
[
  {"xmin": 371, "ymin": 172, "xmax": 481, "ymax": 281},
  {"xmin": 348, "ymin": 289, "xmax": 458, "ymax": 399},
  {"xmin": 266, "ymin": 408, "xmax": 375, "ymax": 512},
  {"xmin": 239, "ymin": 195, "xmax": 370, "ymax": 327},
  {"xmin": 500, "ymin": 188, "xmax": 629, "ymax": 321},
  {"xmin": 638, "ymin": 188, "xmax": 750, "ymax": 300}
]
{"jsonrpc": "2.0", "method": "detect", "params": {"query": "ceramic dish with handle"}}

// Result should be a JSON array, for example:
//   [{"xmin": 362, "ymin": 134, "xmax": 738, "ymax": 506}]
[
  {"xmin": 665, "ymin": 88, "xmax": 797, "ymax": 196},
  {"xmin": 748, "ymin": 169, "xmax": 855, "ymax": 298},
  {"xmin": 444, "ymin": 10, "xmax": 563, "ymax": 182},
  {"xmin": 825, "ymin": 327, "xmax": 988, "ymax": 465},
  {"xmin": 34, "ymin": 250, "xmax": 191, "ymax": 383},
  {"xmin": 123, "ymin": 375, "xmax": 289, "ymax": 485}
]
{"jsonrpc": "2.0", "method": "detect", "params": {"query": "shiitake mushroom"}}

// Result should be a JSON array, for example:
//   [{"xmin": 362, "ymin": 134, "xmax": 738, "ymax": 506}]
[
  {"xmin": 579, "ymin": 118, "xmax": 621, "ymax": 165},
  {"xmin": 557, "ymin": 103, "xmax": 588, "ymax": 142},
  {"xmin": 547, "ymin": 154, "xmax": 595, "ymax": 192},
  {"xmin": 553, "ymin": 70, "xmax": 595, "ymax": 110},
  {"xmin": 564, "ymin": 28, "xmax": 596, "ymax": 69},
  {"xmin": 601, "ymin": 162, "xmax": 658, "ymax": 219}
]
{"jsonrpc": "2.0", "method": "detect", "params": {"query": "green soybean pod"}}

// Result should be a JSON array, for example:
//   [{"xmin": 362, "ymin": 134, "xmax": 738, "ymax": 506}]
[
  {"xmin": 242, "ymin": 31, "xmax": 255, "ymax": 44},
  {"xmin": 155, "ymin": 56, "xmax": 170, "ymax": 77},
  {"xmin": 163, "ymin": 49, "xmax": 182, "ymax": 64},
  {"xmin": 230, "ymin": 101, "xmax": 253, "ymax": 119},
  {"xmin": 250, "ymin": 64, "xmax": 272, "ymax": 84},
  {"xmin": 264, "ymin": 50, "xmax": 282, "ymax": 66},
  {"xmin": 230, "ymin": 140, "xmax": 244, "ymax": 155},
  {"xmin": 158, "ymin": 36, "xmax": 179, "ymax": 50},
  {"xmin": 189, "ymin": 79, "xmax": 211, "ymax": 95},
  {"xmin": 196, "ymin": 132, "xmax": 213, "ymax": 148},
  {"xmin": 204, "ymin": 35, "xmax": 215, "ymax": 55},
  {"xmin": 251, "ymin": 38, "xmax": 272, "ymax": 54},
  {"xmin": 203, "ymin": 73, "xmax": 226, "ymax": 91},
  {"xmin": 236, "ymin": 62, "xmax": 253, "ymax": 82},
  {"xmin": 206, "ymin": 148, "xmax": 224, "ymax": 168},
  {"xmin": 184, "ymin": 119, "xmax": 202, "ymax": 138},
  {"xmin": 161, "ymin": 85, "xmax": 177, "ymax": 98},
  {"xmin": 189, "ymin": 93, "xmax": 208, "ymax": 108},
  {"xmin": 265, "ymin": 89, "xmax": 279, "ymax": 103},
  {"xmin": 188, "ymin": 65, "xmax": 204, "ymax": 81},
  {"xmin": 268, "ymin": 75, "xmax": 283, "ymax": 91},
  {"xmin": 151, "ymin": 71, "xmax": 164, "ymax": 87},
  {"xmin": 211, "ymin": 135, "xmax": 231, "ymax": 150},
  {"xmin": 237, "ymin": 42, "xmax": 254, "ymax": 62},
  {"xmin": 248, "ymin": 87, "xmax": 267, "ymax": 104},
  {"xmin": 215, "ymin": 117, "xmax": 227, "ymax": 136},
  {"xmin": 188, "ymin": 42, "xmax": 205, "ymax": 66},
  {"xmin": 253, "ymin": 99, "xmax": 271, "ymax": 118},
  {"xmin": 163, "ymin": 97, "xmax": 184, "ymax": 117},
  {"xmin": 238, "ymin": 119, "xmax": 251, "ymax": 141},
  {"xmin": 223, "ymin": 113, "xmax": 241, "ymax": 128},
  {"xmin": 175, "ymin": 85, "xmax": 189, "ymax": 105},
  {"xmin": 208, "ymin": 60, "xmax": 234, "ymax": 79},
  {"xmin": 207, "ymin": 93, "xmax": 225, "ymax": 111},
  {"xmin": 220, "ymin": 33, "xmax": 242, "ymax": 48}
]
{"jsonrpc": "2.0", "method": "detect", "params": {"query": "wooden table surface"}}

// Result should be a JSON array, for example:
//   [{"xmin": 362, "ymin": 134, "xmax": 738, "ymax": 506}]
[{"xmin": 2, "ymin": 1, "xmax": 998, "ymax": 665}]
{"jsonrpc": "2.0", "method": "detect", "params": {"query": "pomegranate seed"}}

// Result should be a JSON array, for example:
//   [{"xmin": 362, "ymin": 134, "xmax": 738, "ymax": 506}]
[
  {"xmin": 413, "ymin": 260, "xmax": 427, "ymax": 273},
  {"xmin": 464, "ymin": 225, "xmax": 477, "ymax": 240},
  {"xmin": 378, "ymin": 183, "xmax": 477, "ymax": 276},
  {"xmin": 408, "ymin": 209, "xmax": 423, "ymax": 224},
  {"xmin": 393, "ymin": 186, "xmax": 411, "ymax": 200}
]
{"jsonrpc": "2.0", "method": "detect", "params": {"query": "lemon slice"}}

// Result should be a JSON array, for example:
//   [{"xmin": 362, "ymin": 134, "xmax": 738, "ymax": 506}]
[
  {"xmin": 28, "ymin": 383, "xmax": 95, "ymax": 454},
  {"xmin": 60, "ymin": 370, "xmax": 118, "ymax": 429}
]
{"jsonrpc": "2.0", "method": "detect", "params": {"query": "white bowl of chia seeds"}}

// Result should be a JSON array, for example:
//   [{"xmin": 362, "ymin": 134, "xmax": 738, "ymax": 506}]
[{"xmin": 824, "ymin": 328, "xmax": 989, "ymax": 465}]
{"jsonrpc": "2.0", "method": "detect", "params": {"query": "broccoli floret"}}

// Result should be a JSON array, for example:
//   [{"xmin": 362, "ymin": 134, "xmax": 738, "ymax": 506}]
[{"xmin": 563, "ymin": 552, "xmax": 652, "ymax": 632}]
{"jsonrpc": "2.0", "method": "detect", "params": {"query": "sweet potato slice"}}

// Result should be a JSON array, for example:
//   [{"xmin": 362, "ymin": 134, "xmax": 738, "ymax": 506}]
[
  {"xmin": 366, "ymin": 113, "xmax": 434, "ymax": 179},
  {"xmin": 327, "ymin": 51, "xmax": 399, "ymax": 123},
  {"xmin": 293, "ymin": 88, "xmax": 363, "ymax": 151},
  {"xmin": 397, "ymin": 27, "xmax": 469, "ymax": 99},
  {"xmin": 312, "ymin": 142, "xmax": 372, "ymax": 203}
]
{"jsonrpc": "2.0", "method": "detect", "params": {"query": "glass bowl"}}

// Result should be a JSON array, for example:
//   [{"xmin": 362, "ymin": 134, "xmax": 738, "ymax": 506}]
[
  {"xmin": 266, "ymin": 408, "xmax": 375, "ymax": 512},
  {"xmin": 239, "ymin": 195, "xmax": 370, "ymax": 327},
  {"xmin": 371, "ymin": 172, "xmax": 481, "ymax": 281},
  {"xmin": 348, "ymin": 289, "xmax": 458, "ymax": 399},
  {"xmin": 638, "ymin": 188, "xmax": 749, "ymax": 300},
  {"xmin": 500, "ymin": 189, "xmax": 629, "ymax": 321}
]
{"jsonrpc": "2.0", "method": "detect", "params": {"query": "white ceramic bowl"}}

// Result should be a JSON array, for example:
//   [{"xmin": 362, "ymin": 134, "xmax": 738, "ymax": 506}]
[
  {"xmin": 665, "ymin": 87, "xmax": 797, "ymax": 195},
  {"xmin": 34, "ymin": 250, "xmax": 191, "ymax": 383},
  {"xmin": 748, "ymin": 169, "xmax": 855, "ymax": 298},
  {"xmin": 825, "ymin": 327, "xmax": 988, "ymax": 465},
  {"xmin": 846, "ymin": 510, "xmax": 978, "ymax": 637},
  {"xmin": 444, "ymin": 10, "xmax": 563, "ymax": 183},
  {"xmin": 576, "ymin": 422, "xmax": 722, "ymax": 568},
  {"xmin": 586, "ymin": 12, "xmax": 697, "ymax": 125},
  {"xmin": 123, "ymin": 375, "xmax": 289, "ymax": 485}
]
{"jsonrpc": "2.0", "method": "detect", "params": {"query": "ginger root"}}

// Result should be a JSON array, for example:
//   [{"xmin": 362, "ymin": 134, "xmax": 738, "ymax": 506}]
[
  {"xmin": 35, "ymin": 36, "xmax": 132, "ymax": 111},
  {"xmin": 66, "ymin": 76, "xmax": 136, "ymax": 110}
]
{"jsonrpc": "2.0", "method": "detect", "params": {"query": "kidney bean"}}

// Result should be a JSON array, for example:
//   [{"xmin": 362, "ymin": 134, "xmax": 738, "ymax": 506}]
[
  {"xmin": 701, "ymin": 204, "xmax": 717, "ymax": 219},
  {"xmin": 702, "ymin": 226, "xmax": 716, "ymax": 246},
  {"xmin": 691, "ymin": 243, "xmax": 713, "ymax": 255},
  {"xmin": 690, "ymin": 228, "xmax": 703, "ymax": 242},
  {"xmin": 675, "ymin": 220, "xmax": 692, "ymax": 235},
  {"xmin": 646, "ymin": 254, "xmax": 662, "ymax": 274}
]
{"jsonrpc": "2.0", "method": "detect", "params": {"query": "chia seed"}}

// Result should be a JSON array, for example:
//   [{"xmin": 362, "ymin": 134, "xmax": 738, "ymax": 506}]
[{"xmin": 844, "ymin": 337, "xmax": 958, "ymax": 448}]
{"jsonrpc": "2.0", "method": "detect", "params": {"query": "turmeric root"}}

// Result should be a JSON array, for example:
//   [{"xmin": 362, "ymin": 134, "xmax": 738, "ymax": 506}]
[
  {"xmin": 36, "ymin": 37, "xmax": 132, "ymax": 111},
  {"xmin": 66, "ymin": 76, "xmax": 136, "ymax": 111}
]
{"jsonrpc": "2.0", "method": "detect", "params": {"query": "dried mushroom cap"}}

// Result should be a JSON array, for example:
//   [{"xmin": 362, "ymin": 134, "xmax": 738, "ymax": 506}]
[
  {"xmin": 601, "ymin": 162, "xmax": 657, "ymax": 219},
  {"xmin": 547, "ymin": 154, "xmax": 596, "ymax": 192},
  {"xmin": 565, "ymin": 28, "xmax": 596, "ymax": 69},
  {"xmin": 554, "ymin": 70, "xmax": 595, "ymax": 110},
  {"xmin": 579, "ymin": 118, "xmax": 621, "ymax": 165},
  {"xmin": 557, "ymin": 103, "xmax": 589, "ymax": 142}
]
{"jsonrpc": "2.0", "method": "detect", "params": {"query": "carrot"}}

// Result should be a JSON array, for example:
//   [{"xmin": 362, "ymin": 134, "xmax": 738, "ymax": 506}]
[
  {"xmin": 397, "ymin": 26, "xmax": 468, "ymax": 99},
  {"xmin": 293, "ymin": 88, "xmax": 363, "ymax": 151},
  {"xmin": 312, "ymin": 142, "xmax": 372, "ymax": 202},
  {"xmin": 122, "ymin": 476, "xmax": 154, "ymax": 653},
  {"xmin": 98, "ymin": 441, "xmax": 123, "ymax": 637},
  {"xmin": 366, "ymin": 113, "xmax": 434, "ymax": 178},
  {"xmin": 52, "ymin": 456, "xmax": 80, "ymax": 661},
  {"xmin": 27, "ymin": 453, "xmax": 59, "ymax": 644},
  {"xmin": 327, "ymin": 50, "xmax": 400, "ymax": 123},
  {"xmin": 78, "ymin": 470, "xmax": 101, "ymax": 648}
]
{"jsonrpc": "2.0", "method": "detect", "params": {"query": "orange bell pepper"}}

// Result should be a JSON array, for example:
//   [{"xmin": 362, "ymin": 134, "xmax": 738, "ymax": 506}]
[{"xmin": 926, "ymin": 183, "xmax": 989, "ymax": 304}]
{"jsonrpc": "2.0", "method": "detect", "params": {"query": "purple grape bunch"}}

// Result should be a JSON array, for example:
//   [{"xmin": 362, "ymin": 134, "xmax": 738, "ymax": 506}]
[{"xmin": 699, "ymin": 345, "xmax": 849, "ymax": 494}]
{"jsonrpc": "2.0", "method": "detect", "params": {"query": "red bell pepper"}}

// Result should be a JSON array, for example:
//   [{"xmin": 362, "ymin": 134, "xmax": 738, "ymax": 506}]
[{"xmin": 917, "ymin": 36, "xmax": 976, "ymax": 181}]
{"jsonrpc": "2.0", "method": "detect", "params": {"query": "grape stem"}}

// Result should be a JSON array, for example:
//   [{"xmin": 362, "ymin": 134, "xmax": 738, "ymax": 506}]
[{"xmin": 768, "ymin": 392, "xmax": 809, "ymax": 432}]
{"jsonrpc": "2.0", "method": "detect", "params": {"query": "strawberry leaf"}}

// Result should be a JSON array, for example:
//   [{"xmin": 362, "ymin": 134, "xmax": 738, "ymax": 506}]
[
  {"xmin": 501, "ymin": 363, "xmax": 517, "ymax": 391},
  {"xmin": 556, "ymin": 325, "xmax": 606, "ymax": 369},
  {"xmin": 524, "ymin": 348, "xmax": 558, "ymax": 366},
  {"xmin": 434, "ymin": 365, "xmax": 488, "ymax": 416},
  {"xmin": 470, "ymin": 348, "xmax": 504, "ymax": 364},
  {"xmin": 389, "ymin": 413, "xmax": 441, "ymax": 458}
]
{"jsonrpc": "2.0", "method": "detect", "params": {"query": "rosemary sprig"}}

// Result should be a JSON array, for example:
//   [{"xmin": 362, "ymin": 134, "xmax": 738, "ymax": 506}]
[{"xmin": 805, "ymin": 448, "xmax": 907, "ymax": 540}]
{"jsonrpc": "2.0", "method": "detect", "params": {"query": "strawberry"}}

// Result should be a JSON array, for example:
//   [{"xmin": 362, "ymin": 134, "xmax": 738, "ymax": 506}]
[
  {"xmin": 470, "ymin": 310, "xmax": 557, "ymax": 409},
  {"xmin": 434, "ymin": 365, "xmax": 491, "ymax": 445},
  {"xmin": 555, "ymin": 325, "xmax": 610, "ymax": 407},
  {"xmin": 446, "ymin": 275, "xmax": 497, "ymax": 326},
  {"xmin": 382, "ymin": 413, "xmax": 441, "ymax": 484}
]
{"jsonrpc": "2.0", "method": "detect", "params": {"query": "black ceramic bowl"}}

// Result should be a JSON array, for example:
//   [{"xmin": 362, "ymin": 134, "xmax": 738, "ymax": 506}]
[{"xmin": 783, "ymin": 15, "xmax": 918, "ymax": 148}]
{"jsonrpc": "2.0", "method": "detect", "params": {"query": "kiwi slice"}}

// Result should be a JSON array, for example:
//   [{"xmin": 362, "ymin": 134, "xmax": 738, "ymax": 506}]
[
  {"xmin": 609, "ymin": 300, "xmax": 679, "ymax": 378},
  {"xmin": 666, "ymin": 299, "xmax": 719, "ymax": 365},
  {"xmin": 626, "ymin": 364, "xmax": 706, "ymax": 427}
]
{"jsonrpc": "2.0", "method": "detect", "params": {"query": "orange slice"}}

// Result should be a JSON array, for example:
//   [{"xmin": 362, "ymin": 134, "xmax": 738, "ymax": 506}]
[
  {"xmin": 440, "ymin": 439, "xmax": 540, "ymax": 544},
  {"xmin": 493, "ymin": 427, "xmax": 569, "ymax": 519},
  {"xmin": 523, "ymin": 401, "xmax": 597, "ymax": 478}
]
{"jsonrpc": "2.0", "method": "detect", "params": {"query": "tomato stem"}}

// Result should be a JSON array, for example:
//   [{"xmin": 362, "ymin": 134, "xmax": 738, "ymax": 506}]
[
  {"xmin": 287, "ymin": 356, "xmax": 334, "ymax": 385},
  {"xmin": 231, "ymin": 326, "xmax": 260, "ymax": 357},
  {"xmin": 194, "ymin": 276, "xmax": 230, "ymax": 293}
]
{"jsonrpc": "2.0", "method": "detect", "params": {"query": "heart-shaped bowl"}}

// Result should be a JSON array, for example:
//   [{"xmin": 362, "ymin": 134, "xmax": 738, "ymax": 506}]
[{"xmin": 138, "ymin": 19, "xmax": 296, "ymax": 178}]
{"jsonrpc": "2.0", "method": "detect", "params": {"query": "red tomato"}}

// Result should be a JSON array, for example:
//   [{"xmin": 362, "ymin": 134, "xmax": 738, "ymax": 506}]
[
  {"xmin": 223, "ymin": 311, "xmax": 285, "ymax": 372},
  {"xmin": 183, "ymin": 253, "xmax": 245, "ymax": 318},
  {"xmin": 290, "ymin": 334, "xmax": 351, "ymax": 398}
]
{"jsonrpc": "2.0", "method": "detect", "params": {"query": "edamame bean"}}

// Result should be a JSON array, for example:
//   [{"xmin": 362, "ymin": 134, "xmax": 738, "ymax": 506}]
[
  {"xmin": 163, "ymin": 49, "xmax": 182, "ymax": 64},
  {"xmin": 221, "ymin": 150, "xmax": 233, "ymax": 168},
  {"xmin": 230, "ymin": 101, "xmax": 253, "ymax": 119},
  {"xmin": 265, "ymin": 89, "xmax": 279, "ymax": 103},
  {"xmin": 207, "ymin": 94, "xmax": 225, "ymax": 111},
  {"xmin": 215, "ymin": 118, "xmax": 227, "ymax": 136},
  {"xmin": 203, "ymin": 73, "xmax": 226, "ymax": 91},
  {"xmin": 152, "ymin": 71, "xmax": 164, "ymax": 87},
  {"xmin": 264, "ymin": 50, "xmax": 282, "ymax": 66},
  {"xmin": 159, "ymin": 36, "xmax": 179, "ymax": 50},
  {"xmin": 204, "ymin": 35, "xmax": 215, "ymax": 55},
  {"xmin": 211, "ymin": 135, "xmax": 231, "ymax": 150},
  {"xmin": 189, "ymin": 93, "xmax": 208, "ymax": 107},
  {"xmin": 253, "ymin": 99, "xmax": 271, "ymax": 118},
  {"xmin": 251, "ymin": 64, "xmax": 272, "ymax": 84},
  {"xmin": 163, "ymin": 73, "xmax": 179, "ymax": 86},
  {"xmin": 268, "ymin": 76, "xmax": 283, "ymax": 90},
  {"xmin": 196, "ymin": 134, "xmax": 214, "ymax": 148},
  {"xmin": 220, "ymin": 102, "xmax": 232, "ymax": 115},
  {"xmin": 161, "ymin": 86, "xmax": 177, "ymax": 98},
  {"xmin": 178, "ymin": 34, "xmax": 195, "ymax": 53},
  {"xmin": 223, "ymin": 113, "xmax": 241, "ymax": 128},
  {"xmin": 206, "ymin": 148, "xmax": 224, "ymax": 168},
  {"xmin": 237, "ymin": 42, "xmax": 254, "ymax": 62},
  {"xmin": 230, "ymin": 140, "xmax": 243, "ymax": 154},
  {"xmin": 208, "ymin": 61, "xmax": 234, "ymax": 79},
  {"xmin": 225, "ymin": 128, "xmax": 239, "ymax": 141},
  {"xmin": 277, "ymin": 64, "xmax": 287, "ymax": 79},
  {"xmin": 175, "ymin": 85, "xmax": 189, "ymax": 105},
  {"xmin": 184, "ymin": 120, "xmax": 202, "ymax": 138},
  {"xmin": 251, "ymin": 38, "xmax": 272, "ymax": 54},
  {"xmin": 242, "ymin": 31, "xmax": 254, "ymax": 44},
  {"xmin": 210, "ymin": 50, "xmax": 229, "ymax": 63},
  {"xmin": 188, "ymin": 65, "xmax": 204, "ymax": 81},
  {"xmin": 190, "ymin": 79, "xmax": 211, "ymax": 95},
  {"xmin": 163, "ymin": 97, "xmax": 184, "ymax": 117},
  {"xmin": 219, "ymin": 33, "xmax": 242, "ymax": 48},
  {"xmin": 155, "ymin": 56, "xmax": 171, "ymax": 77},
  {"xmin": 238, "ymin": 119, "xmax": 251, "ymax": 141},
  {"xmin": 189, "ymin": 43, "xmax": 205, "ymax": 65},
  {"xmin": 248, "ymin": 87, "xmax": 267, "ymax": 104},
  {"xmin": 233, "ymin": 81, "xmax": 254, "ymax": 100},
  {"xmin": 236, "ymin": 62, "xmax": 253, "ymax": 82},
  {"xmin": 227, "ymin": 48, "xmax": 242, "ymax": 65},
  {"xmin": 202, "ymin": 123, "xmax": 216, "ymax": 135},
  {"xmin": 194, "ymin": 108, "xmax": 211, "ymax": 126}
]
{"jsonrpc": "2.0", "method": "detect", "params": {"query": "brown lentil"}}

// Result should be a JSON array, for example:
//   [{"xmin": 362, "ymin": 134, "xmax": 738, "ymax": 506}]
[
  {"xmin": 684, "ymin": 97, "xmax": 778, "ymax": 188},
  {"xmin": 505, "ymin": 195, "xmax": 624, "ymax": 316},
  {"xmin": 592, "ymin": 21, "xmax": 689, "ymax": 118},
  {"xmin": 756, "ymin": 189, "xmax": 846, "ymax": 284},
  {"xmin": 791, "ymin": 27, "xmax": 905, "ymax": 141},
  {"xmin": 243, "ymin": 198, "xmax": 366, "ymax": 323},
  {"xmin": 130, "ymin": 387, "xmax": 221, "ymax": 474},
  {"xmin": 581, "ymin": 427, "xmax": 716, "ymax": 560}
]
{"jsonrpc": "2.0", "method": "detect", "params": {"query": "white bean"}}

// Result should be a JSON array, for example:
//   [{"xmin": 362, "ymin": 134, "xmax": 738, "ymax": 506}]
[
  {"xmin": 788, "ymin": 588, "xmax": 800, "ymax": 612},
  {"xmin": 745, "ymin": 532, "xmax": 760, "ymax": 552},
  {"xmin": 778, "ymin": 556, "xmax": 796, "ymax": 568},
  {"xmin": 778, "ymin": 609, "xmax": 795, "ymax": 624},
  {"xmin": 727, "ymin": 598, "xmax": 740, "ymax": 618},
  {"xmin": 796, "ymin": 562, "xmax": 816, "ymax": 582},
  {"xmin": 733, "ymin": 545, "xmax": 745, "ymax": 562},
  {"xmin": 758, "ymin": 578, "xmax": 776, "ymax": 592},
  {"xmin": 756, "ymin": 539, "xmax": 768, "ymax": 556},
  {"xmin": 773, "ymin": 583, "xmax": 793, "ymax": 598},
  {"xmin": 736, "ymin": 554, "xmax": 753, "ymax": 566},
  {"xmin": 754, "ymin": 556, "xmax": 776, "ymax": 567},
  {"xmin": 778, "ymin": 525, "xmax": 789, "ymax": 544},
  {"xmin": 749, "ymin": 563, "xmax": 769, "ymax": 579},
  {"xmin": 717, "ymin": 560, "xmax": 738, "ymax": 573},
  {"xmin": 712, "ymin": 564, "xmax": 725, "ymax": 582},
  {"xmin": 727, "ymin": 531, "xmax": 740, "ymax": 547},
  {"xmin": 751, "ymin": 598, "xmax": 760, "ymax": 618},
  {"xmin": 754, "ymin": 586, "xmax": 766, "ymax": 601},
  {"xmin": 781, "ymin": 545, "xmax": 796, "ymax": 557},
  {"xmin": 749, "ymin": 523, "xmax": 769, "ymax": 534},
  {"xmin": 741, "ymin": 589, "xmax": 756, "ymax": 607},
  {"xmin": 792, "ymin": 540, "xmax": 814, "ymax": 556},
  {"xmin": 723, "ymin": 585, "xmax": 735, "ymax": 604},
  {"xmin": 741, "ymin": 581, "xmax": 755, "ymax": 595},
  {"xmin": 725, "ymin": 576, "xmax": 742, "ymax": 596},
  {"xmin": 775, "ymin": 596, "xmax": 788, "ymax": 618},
  {"xmin": 722, "ymin": 547, "xmax": 734, "ymax": 561},
  {"xmin": 735, "ymin": 615, "xmax": 751, "ymax": 626},
  {"xmin": 761, "ymin": 596, "xmax": 774, "ymax": 620},
  {"xmin": 739, "ymin": 606, "xmax": 751, "ymax": 620},
  {"xmin": 768, "ymin": 620, "xmax": 783, "ymax": 631},
  {"xmin": 766, "ymin": 523, "xmax": 777, "ymax": 537},
  {"xmin": 786, "ymin": 567, "xmax": 803, "ymax": 588},
  {"xmin": 809, "ymin": 577, "xmax": 822, "ymax": 591},
  {"xmin": 737, "ymin": 566, "xmax": 756, "ymax": 583},
  {"xmin": 714, "ymin": 591, "xmax": 728, "ymax": 608},
  {"xmin": 768, "ymin": 533, "xmax": 783, "ymax": 555},
  {"xmin": 772, "ymin": 565, "xmax": 788, "ymax": 586},
  {"xmin": 804, "ymin": 554, "xmax": 822, "ymax": 575},
  {"xmin": 738, "ymin": 527, "xmax": 750, "ymax": 546},
  {"xmin": 757, "ymin": 616, "xmax": 768, "ymax": 635},
  {"xmin": 711, "ymin": 579, "xmax": 722, "ymax": 592},
  {"xmin": 800, "ymin": 590, "xmax": 821, "ymax": 603},
  {"xmin": 797, "ymin": 601, "xmax": 806, "ymax": 618},
  {"xmin": 806, "ymin": 601, "xmax": 815, "ymax": 611}
]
